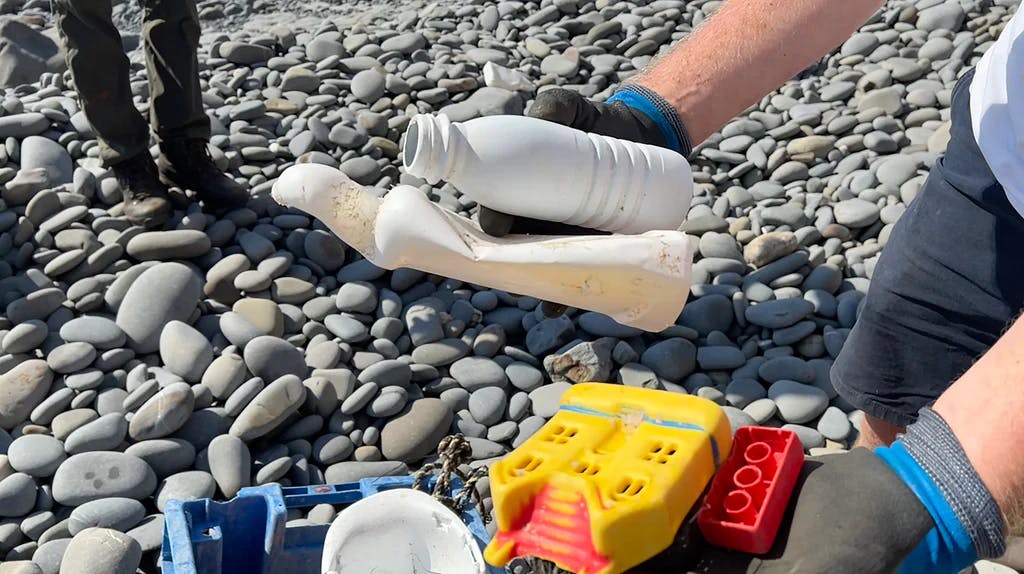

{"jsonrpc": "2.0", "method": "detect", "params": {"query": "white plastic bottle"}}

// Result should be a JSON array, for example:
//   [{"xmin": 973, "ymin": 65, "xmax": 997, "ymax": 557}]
[
  {"xmin": 271, "ymin": 163, "xmax": 694, "ymax": 332},
  {"xmin": 401, "ymin": 113, "xmax": 694, "ymax": 234}
]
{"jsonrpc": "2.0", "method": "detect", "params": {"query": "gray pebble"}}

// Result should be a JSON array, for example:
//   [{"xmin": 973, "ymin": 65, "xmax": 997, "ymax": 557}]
[{"xmin": 52, "ymin": 452, "xmax": 156, "ymax": 506}]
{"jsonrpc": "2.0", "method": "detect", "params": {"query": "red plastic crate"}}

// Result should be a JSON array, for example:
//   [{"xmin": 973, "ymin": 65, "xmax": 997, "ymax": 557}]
[{"xmin": 695, "ymin": 426, "xmax": 803, "ymax": 554}]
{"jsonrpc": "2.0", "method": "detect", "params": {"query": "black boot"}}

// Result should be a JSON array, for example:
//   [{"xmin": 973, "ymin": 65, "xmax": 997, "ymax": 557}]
[
  {"xmin": 158, "ymin": 139, "xmax": 249, "ymax": 210},
  {"xmin": 112, "ymin": 152, "xmax": 173, "ymax": 229}
]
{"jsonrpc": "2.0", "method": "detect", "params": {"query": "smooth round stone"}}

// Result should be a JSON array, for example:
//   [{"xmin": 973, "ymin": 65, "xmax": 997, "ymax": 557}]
[
  {"xmin": 0, "ymin": 473, "xmax": 37, "ymax": 517},
  {"xmin": 833, "ymin": 198, "xmax": 881, "ymax": 227},
  {"xmin": 52, "ymin": 452, "xmax": 157, "ymax": 506},
  {"xmin": 782, "ymin": 424, "xmax": 826, "ymax": 450},
  {"xmin": 21, "ymin": 136, "xmax": 73, "ymax": 184},
  {"xmin": 723, "ymin": 406, "xmax": 758, "ymax": 433},
  {"xmin": 334, "ymin": 282, "xmax": 377, "ymax": 313},
  {"xmin": 324, "ymin": 315, "xmax": 370, "ymax": 343},
  {"xmin": 2, "ymin": 320, "xmax": 48, "ymax": 354},
  {"xmin": 528, "ymin": 382, "xmax": 572, "ymax": 418},
  {"xmin": 724, "ymin": 378, "xmax": 767, "ymax": 409},
  {"xmin": 21, "ymin": 511, "xmax": 56, "ymax": 541},
  {"xmin": 243, "ymin": 336, "xmax": 307, "ymax": 381},
  {"xmin": 124, "ymin": 513, "xmax": 164, "ymax": 552},
  {"xmin": 64, "ymin": 370, "xmax": 104, "ymax": 391},
  {"xmin": 115, "ymin": 263, "xmax": 202, "ymax": 353},
  {"xmin": 52, "ymin": 410, "xmax": 98, "ymax": 441},
  {"xmin": 128, "ymin": 382, "xmax": 195, "ymax": 441},
  {"xmin": 365, "ymin": 387, "xmax": 407, "ymax": 418},
  {"xmin": 59, "ymin": 527, "xmax": 142, "ymax": 574},
  {"xmin": 817, "ymin": 406, "xmax": 852, "ymax": 441},
  {"xmin": 45, "ymin": 341, "xmax": 96, "ymax": 374},
  {"xmin": 302, "ymin": 230, "xmax": 346, "ymax": 272},
  {"xmin": 696, "ymin": 346, "xmax": 746, "ymax": 371},
  {"xmin": 313, "ymin": 434, "xmax": 355, "ymax": 465},
  {"xmin": 7, "ymin": 435, "xmax": 65, "ymax": 477},
  {"xmin": 576, "ymin": 312, "xmax": 643, "ymax": 338},
  {"xmin": 468, "ymin": 387, "xmax": 507, "ymax": 427},
  {"xmin": 31, "ymin": 537, "xmax": 72, "ymax": 574},
  {"xmin": 380, "ymin": 398, "xmax": 452, "ymax": 463},
  {"xmin": 356, "ymin": 360, "xmax": 411, "ymax": 388},
  {"xmin": 229, "ymin": 375, "xmax": 306, "ymax": 441},
  {"xmin": 340, "ymin": 382, "xmax": 377, "ymax": 415},
  {"xmin": 0, "ymin": 360, "xmax": 54, "ymax": 429},
  {"xmin": 505, "ymin": 362, "xmax": 544, "ymax": 392},
  {"xmin": 155, "ymin": 471, "xmax": 216, "ymax": 512},
  {"xmin": 323, "ymin": 460, "xmax": 408, "ymax": 484},
  {"xmin": 57, "ymin": 317, "xmax": 125, "ymax": 350},
  {"xmin": 68, "ymin": 498, "xmax": 146, "ymax": 535},
  {"xmin": 450, "ymin": 357, "xmax": 507, "ymax": 391},
  {"xmin": 678, "ymin": 294, "xmax": 733, "ymax": 336},
  {"xmin": 767, "ymin": 380, "xmax": 830, "ymax": 424},
  {"xmin": 758, "ymin": 356, "xmax": 814, "ymax": 383},
  {"xmin": 744, "ymin": 299, "xmax": 814, "ymax": 329},
  {"xmin": 350, "ymin": 70, "xmax": 386, "ymax": 103},
  {"xmin": 514, "ymin": 416, "xmax": 547, "ymax": 447},
  {"xmin": 159, "ymin": 321, "xmax": 213, "ymax": 383},
  {"xmin": 640, "ymin": 338, "xmax": 696, "ymax": 382},
  {"xmin": 123, "ymin": 439, "xmax": 195, "ymax": 480},
  {"xmin": 410, "ymin": 339, "xmax": 470, "ymax": 366},
  {"xmin": 201, "ymin": 354, "xmax": 247, "ymax": 400},
  {"xmin": 64, "ymin": 413, "xmax": 128, "ymax": 455},
  {"xmin": 744, "ymin": 232, "xmax": 797, "ymax": 267},
  {"xmin": 875, "ymin": 155, "xmax": 918, "ymax": 187},
  {"xmin": 125, "ymin": 230, "xmax": 211, "ymax": 260},
  {"xmin": 206, "ymin": 434, "xmax": 250, "ymax": 499}
]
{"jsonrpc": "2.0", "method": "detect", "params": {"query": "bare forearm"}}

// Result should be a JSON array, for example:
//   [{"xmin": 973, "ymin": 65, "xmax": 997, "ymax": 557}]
[
  {"xmin": 633, "ymin": 0, "xmax": 884, "ymax": 144},
  {"xmin": 933, "ymin": 314, "xmax": 1024, "ymax": 533}
]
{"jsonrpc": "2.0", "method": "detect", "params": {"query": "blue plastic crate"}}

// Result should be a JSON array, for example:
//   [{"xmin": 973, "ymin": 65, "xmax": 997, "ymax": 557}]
[{"xmin": 161, "ymin": 474, "xmax": 504, "ymax": 574}]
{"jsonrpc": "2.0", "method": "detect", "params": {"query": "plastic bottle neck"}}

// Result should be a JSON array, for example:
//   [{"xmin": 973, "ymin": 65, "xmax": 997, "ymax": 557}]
[{"xmin": 402, "ymin": 113, "xmax": 464, "ymax": 184}]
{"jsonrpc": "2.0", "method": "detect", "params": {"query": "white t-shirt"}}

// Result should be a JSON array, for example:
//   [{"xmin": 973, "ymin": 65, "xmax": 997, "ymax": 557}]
[{"xmin": 970, "ymin": 8, "xmax": 1024, "ymax": 217}]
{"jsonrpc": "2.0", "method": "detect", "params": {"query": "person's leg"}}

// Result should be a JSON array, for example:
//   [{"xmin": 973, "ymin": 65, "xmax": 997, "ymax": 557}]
[
  {"xmin": 51, "ymin": 0, "xmax": 148, "ymax": 164},
  {"xmin": 140, "ymin": 0, "xmax": 249, "ymax": 211},
  {"xmin": 832, "ymin": 67, "xmax": 1024, "ymax": 446},
  {"xmin": 51, "ymin": 0, "xmax": 171, "ymax": 227},
  {"xmin": 137, "ymin": 0, "xmax": 208, "ymax": 143}
]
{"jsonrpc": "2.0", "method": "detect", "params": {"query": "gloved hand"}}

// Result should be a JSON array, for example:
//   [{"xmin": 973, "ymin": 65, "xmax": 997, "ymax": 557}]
[
  {"xmin": 685, "ymin": 408, "xmax": 1008, "ymax": 574},
  {"xmin": 477, "ymin": 84, "xmax": 693, "ymax": 238}
]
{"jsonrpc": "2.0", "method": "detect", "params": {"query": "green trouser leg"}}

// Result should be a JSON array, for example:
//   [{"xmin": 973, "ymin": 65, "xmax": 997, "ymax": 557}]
[
  {"xmin": 139, "ymin": 0, "xmax": 210, "ymax": 144},
  {"xmin": 51, "ymin": 0, "xmax": 151, "ymax": 166}
]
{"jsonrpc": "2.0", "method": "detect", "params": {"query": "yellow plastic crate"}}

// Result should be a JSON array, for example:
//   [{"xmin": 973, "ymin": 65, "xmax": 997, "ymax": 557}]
[{"xmin": 485, "ymin": 382, "xmax": 732, "ymax": 574}]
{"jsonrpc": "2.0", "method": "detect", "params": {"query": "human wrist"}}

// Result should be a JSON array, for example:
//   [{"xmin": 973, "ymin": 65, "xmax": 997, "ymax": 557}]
[
  {"xmin": 875, "ymin": 407, "xmax": 1007, "ymax": 573},
  {"xmin": 604, "ymin": 84, "xmax": 693, "ymax": 157}
]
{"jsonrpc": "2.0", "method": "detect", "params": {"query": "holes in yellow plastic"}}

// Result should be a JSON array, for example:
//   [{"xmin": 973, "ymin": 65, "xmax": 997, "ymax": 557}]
[
  {"xmin": 541, "ymin": 424, "xmax": 579, "ymax": 444},
  {"xmin": 575, "ymin": 461, "xmax": 602, "ymax": 476},
  {"xmin": 509, "ymin": 455, "xmax": 543, "ymax": 476},
  {"xmin": 611, "ymin": 477, "xmax": 646, "ymax": 500},
  {"xmin": 643, "ymin": 442, "xmax": 679, "ymax": 464}
]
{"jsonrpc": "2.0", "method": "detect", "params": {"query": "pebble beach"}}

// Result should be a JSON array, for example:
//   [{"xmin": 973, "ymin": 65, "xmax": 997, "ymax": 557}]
[{"xmin": 0, "ymin": 0, "xmax": 1019, "ymax": 572}]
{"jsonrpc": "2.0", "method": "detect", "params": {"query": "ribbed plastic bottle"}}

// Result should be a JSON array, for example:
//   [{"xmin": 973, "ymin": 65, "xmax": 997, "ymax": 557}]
[
  {"xmin": 271, "ymin": 163, "xmax": 694, "ymax": 332},
  {"xmin": 402, "ymin": 113, "xmax": 694, "ymax": 234}
]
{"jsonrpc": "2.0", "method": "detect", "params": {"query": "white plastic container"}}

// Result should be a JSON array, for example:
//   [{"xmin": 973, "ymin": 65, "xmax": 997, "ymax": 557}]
[
  {"xmin": 271, "ymin": 163, "xmax": 694, "ymax": 332},
  {"xmin": 320, "ymin": 488, "xmax": 488, "ymax": 574},
  {"xmin": 402, "ymin": 112, "xmax": 694, "ymax": 234}
]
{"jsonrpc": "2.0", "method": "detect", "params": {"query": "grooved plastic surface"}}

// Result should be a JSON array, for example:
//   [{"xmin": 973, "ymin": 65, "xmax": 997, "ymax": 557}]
[
  {"xmin": 484, "ymin": 382, "xmax": 732, "ymax": 574},
  {"xmin": 696, "ymin": 426, "xmax": 804, "ymax": 554}
]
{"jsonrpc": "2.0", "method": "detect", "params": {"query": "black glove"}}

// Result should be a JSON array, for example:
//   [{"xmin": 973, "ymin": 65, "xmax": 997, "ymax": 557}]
[
  {"xmin": 687, "ymin": 448, "xmax": 935, "ymax": 574},
  {"xmin": 688, "ymin": 407, "xmax": 1008, "ymax": 574},
  {"xmin": 477, "ymin": 85, "xmax": 690, "ymax": 238}
]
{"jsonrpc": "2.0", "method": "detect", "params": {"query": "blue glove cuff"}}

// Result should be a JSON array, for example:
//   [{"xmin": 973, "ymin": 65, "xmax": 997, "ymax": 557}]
[
  {"xmin": 605, "ymin": 84, "xmax": 692, "ymax": 157},
  {"xmin": 875, "ymin": 441, "xmax": 976, "ymax": 574}
]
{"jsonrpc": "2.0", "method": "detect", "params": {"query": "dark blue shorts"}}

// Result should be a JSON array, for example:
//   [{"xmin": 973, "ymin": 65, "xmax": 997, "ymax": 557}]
[{"xmin": 831, "ymin": 67, "xmax": 1024, "ymax": 427}]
